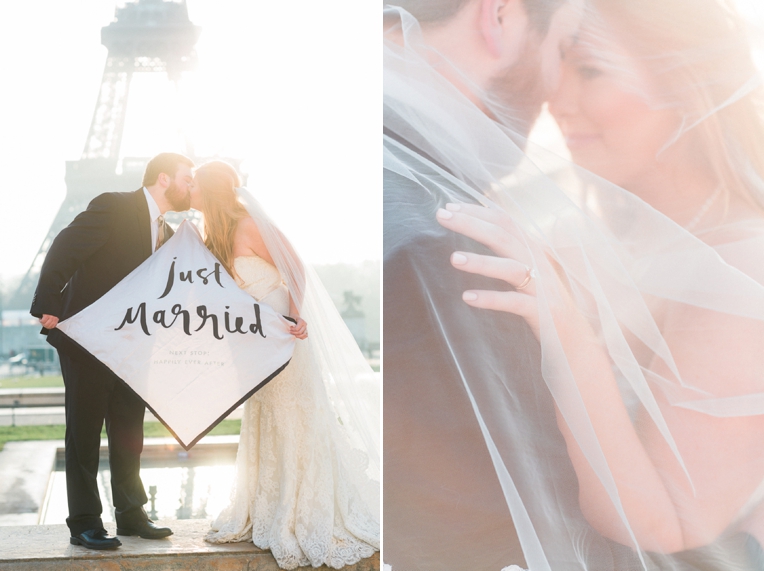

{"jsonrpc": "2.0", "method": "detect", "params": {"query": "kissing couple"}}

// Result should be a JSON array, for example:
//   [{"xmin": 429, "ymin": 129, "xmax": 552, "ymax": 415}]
[
  {"xmin": 385, "ymin": 0, "xmax": 764, "ymax": 569},
  {"xmin": 31, "ymin": 153, "xmax": 379, "ymax": 569}
]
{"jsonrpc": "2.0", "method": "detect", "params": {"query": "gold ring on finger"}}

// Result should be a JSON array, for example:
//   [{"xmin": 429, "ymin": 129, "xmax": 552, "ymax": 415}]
[{"xmin": 516, "ymin": 266, "xmax": 536, "ymax": 290}]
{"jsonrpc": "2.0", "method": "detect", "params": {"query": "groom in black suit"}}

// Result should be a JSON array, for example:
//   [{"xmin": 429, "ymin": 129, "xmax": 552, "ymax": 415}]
[{"xmin": 30, "ymin": 152, "xmax": 194, "ymax": 550}]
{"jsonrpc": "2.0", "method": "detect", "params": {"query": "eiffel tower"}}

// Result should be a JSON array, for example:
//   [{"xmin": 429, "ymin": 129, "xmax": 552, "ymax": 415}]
[{"xmin": 9, "ymin": 0, "xmax": 240, "ymax": 310}]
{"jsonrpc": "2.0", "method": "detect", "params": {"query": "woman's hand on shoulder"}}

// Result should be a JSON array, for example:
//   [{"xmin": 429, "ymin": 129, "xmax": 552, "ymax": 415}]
[
  {"xmin": 435, "ymin": 202, "xmax": 543, "ymax": 335},
  {"xmin": 289, "ymin": 317, "xmax": 308, "ymax": 339}
]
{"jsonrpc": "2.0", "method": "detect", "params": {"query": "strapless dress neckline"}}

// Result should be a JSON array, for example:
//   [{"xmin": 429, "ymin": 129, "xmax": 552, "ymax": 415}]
[{"xmin": 232, "ymin": 255, "xmax": 286, "ymax": 307}]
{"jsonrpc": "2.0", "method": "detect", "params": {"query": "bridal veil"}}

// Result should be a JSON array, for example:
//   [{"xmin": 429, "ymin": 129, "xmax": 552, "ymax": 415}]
[
  {"xmin": 384, "ymin": 1, "xmax": 764, "ymax": 569},
  {"xmin": 237, "ymin": 187, "xmax": 381, "ymax": 482}
]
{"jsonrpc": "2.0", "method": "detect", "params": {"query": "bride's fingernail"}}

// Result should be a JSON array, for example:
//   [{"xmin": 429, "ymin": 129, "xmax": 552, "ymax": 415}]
[
  {"xmin": 445, "ymin": 203, "xmax": 461, "ymax": 212},
  {"xmin": 463, "ymin": 291, "xmax": 478, "ymax": 301},
  {"xmin": 451, "ymin": 252, "xmax": 468, "ymax": 265},
  {"xmin": 436, "ymin": 208, "xmax": 453, "ymax": 220}
]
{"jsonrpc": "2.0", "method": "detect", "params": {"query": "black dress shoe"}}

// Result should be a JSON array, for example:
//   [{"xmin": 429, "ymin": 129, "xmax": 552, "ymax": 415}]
[
  {"xmin": 70, "ymin": 529, "xmax": 122, "ymax": 550},
  {"xmin": 117, "ymin": 519, "xmax": 173, "ymax": 539}
]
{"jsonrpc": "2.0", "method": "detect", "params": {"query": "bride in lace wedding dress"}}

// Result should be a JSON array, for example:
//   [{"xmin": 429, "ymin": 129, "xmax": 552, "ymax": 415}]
[{"xmin": 188, "ymin": 161, "xmax": 380, "ymax": 569}]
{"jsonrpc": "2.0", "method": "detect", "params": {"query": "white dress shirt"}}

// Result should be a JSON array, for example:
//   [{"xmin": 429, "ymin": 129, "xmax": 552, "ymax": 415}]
[{"xmin": 142, "ymin": 187, "xmax": 162, "ymax": 253}]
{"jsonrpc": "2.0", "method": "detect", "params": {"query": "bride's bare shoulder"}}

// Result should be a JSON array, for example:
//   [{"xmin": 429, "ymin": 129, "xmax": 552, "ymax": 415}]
[
  {"xmin": 234, "ymin": 216, "xmax": 264, "ymax": 246},
  {"xmin": 236, "ymin": 215, "xmax": 261, "ymax": 236},
  {"xmin": 233, "ymin": 215, "xmax": 273, "ymax": 262}
]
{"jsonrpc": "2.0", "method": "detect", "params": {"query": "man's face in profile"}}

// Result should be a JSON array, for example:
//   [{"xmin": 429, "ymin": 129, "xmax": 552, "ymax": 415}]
[
  {"xmin": 487, "ymin": 0, "xmax": 583, "ymax": 137},
  {"xmin": 165, "ymin": 164, "xmax": 194, "ymax": 212}
]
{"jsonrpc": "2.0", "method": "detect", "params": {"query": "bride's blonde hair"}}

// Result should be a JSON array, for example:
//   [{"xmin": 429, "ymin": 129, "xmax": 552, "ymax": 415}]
[
  {"xmin": 195, "ymin": 161, "xmax": 247, "ymax": 277},
  {"xmin": 595, "ymin": 0, "xmax": 764, "ymax": 212}
]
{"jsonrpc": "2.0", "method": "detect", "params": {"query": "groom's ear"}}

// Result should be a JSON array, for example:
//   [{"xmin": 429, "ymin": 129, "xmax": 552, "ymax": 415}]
[
  {"xmin": 479, "ymin": 0, "xmax": 528, "ymax": 60},
  {"xmin": 158, "ymin": 172, "xmax": 171, "ymax": 188}
]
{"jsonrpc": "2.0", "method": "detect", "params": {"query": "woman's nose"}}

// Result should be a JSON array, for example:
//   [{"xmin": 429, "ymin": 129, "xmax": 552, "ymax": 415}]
[{"xmin": 548, "ymin": 68, "xmax": 579, "ymax": 120}]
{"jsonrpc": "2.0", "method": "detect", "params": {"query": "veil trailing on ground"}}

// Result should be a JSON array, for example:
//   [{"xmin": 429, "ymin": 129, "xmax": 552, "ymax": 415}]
[
  {"xmin": 236, "ymin": 187, "xmax": 380, "ymax": 481},
  {"xmin": 384, "ymin": 1, "xmax": 764, "ymax": 569}
]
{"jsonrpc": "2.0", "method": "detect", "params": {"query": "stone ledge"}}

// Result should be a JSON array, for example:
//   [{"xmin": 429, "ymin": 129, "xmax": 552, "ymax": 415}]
[
  {"xmin": 0, "ymin": 519, "xmax": 379, "ymax": 571},
  {"xmin": 0, "ymin": 388, "xmax": 65, "ymax": 408}
]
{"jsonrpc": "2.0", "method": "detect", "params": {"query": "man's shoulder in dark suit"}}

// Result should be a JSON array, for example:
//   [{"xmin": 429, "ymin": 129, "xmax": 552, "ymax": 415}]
[
  {"xmin": 78, "ymin": 188, "xmax": 147, "ymax": 217},
  {"xmin": 384, "ymin": 140, "xmax": 538, "ymax": 353},
  {"xmin": 31, "ymin": 188, "xmax": 152, "ymax": 335},
  {"xmin": 383, "ymin": 138, "xmax": 543, "ymax": 423}
]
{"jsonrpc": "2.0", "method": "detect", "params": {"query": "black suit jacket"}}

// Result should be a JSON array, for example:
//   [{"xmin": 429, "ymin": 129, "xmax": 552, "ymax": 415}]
[
  {"xmin": 383, "ymin": 133, "xmax": 591, "ymax": 570},
  {"xmin": 30, "ymin": 189, "xmax": 173, "ymax": 352}
]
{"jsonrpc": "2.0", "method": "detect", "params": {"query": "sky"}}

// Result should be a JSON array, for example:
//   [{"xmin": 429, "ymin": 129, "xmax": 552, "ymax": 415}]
[{"xmin": 0, "ymin": 0, "xmax": 379, "ymax": 285}]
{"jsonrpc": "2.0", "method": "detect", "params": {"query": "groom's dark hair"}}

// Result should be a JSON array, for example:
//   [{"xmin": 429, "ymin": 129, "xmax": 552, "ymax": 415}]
[
  {"xmin": 392, "ymin": 0, "xmax": 565, "ymax": 34},
  {"xmin": 143, "ymin": 153, "xmax": 195, "ymax": 187}
]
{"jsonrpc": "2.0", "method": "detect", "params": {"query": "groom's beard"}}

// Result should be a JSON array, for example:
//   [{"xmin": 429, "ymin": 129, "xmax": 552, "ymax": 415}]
[
  {"xmin": 165, "ymin": 181, "xmax": 191, "ymax": 212},
  {"xmin": 486, "ymin": 35, "xmax": 547, "ymax": 141}
]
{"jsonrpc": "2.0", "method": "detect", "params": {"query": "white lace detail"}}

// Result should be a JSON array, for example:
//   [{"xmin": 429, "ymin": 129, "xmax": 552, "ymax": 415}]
[{"xmin": 205, "ymin": 256, "xmax": 380, "ymax": 570}]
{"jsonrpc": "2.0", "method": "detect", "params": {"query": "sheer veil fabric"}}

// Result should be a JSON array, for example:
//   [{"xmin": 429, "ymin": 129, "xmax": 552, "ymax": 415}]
[
  {"xmin": 206, "ymin": 188, "xmax": 380, "ymax": 566},
  {"xmin": 384, "ymin": 2, "xmax": 764, "ymax": 570},
  {"xmin": 236, "ymin": 188, "xmax": 381, "ymax": 477}
]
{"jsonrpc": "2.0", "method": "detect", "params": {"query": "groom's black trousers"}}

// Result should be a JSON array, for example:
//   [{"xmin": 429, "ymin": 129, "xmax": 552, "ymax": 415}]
[{"xmin": 59, "ymin": 350, "xmax": 148, "ymax": 535}]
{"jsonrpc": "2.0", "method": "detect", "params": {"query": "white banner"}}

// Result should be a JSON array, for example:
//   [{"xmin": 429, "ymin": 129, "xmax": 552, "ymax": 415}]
[{"xmin": 57, "ymin": 221, "xmax": 296, "ymax": 449}]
